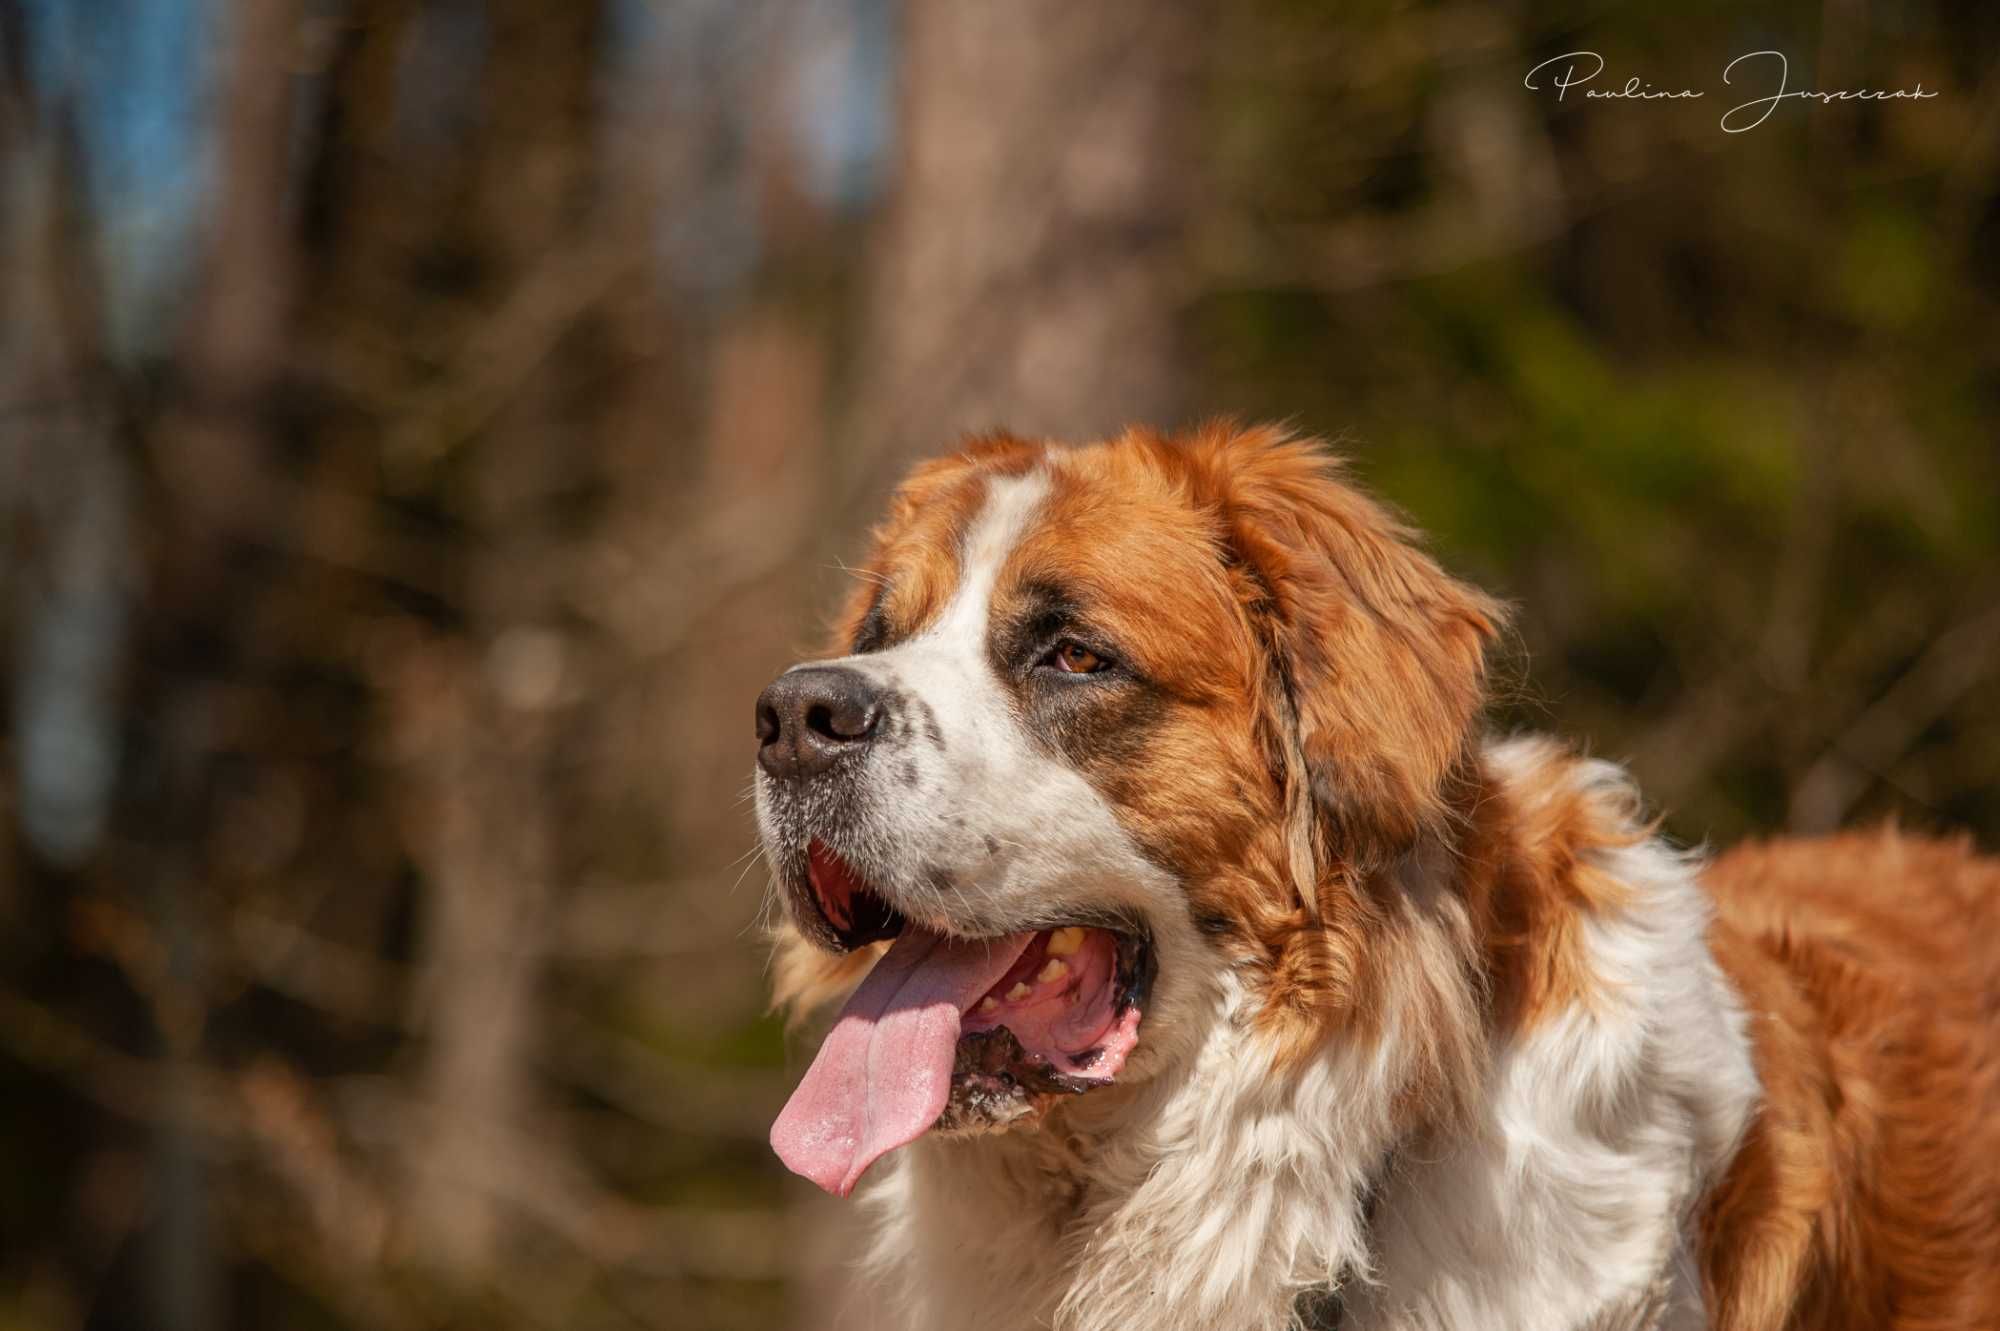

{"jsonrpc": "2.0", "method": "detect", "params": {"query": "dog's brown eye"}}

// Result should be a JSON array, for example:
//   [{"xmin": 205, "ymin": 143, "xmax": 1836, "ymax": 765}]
[{"xmin": 1053, "ymin": 641, "xmax": 1106, "ymax": 674}]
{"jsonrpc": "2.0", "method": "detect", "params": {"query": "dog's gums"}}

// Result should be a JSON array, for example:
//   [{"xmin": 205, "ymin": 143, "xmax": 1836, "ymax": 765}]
[
  {"xmin": 771, "ymin": 844, "xmax": 1150, "ymax": 1195},
  {"xmin": 806, "ymin": 840, "xmax": 902, "ymax": 946}
]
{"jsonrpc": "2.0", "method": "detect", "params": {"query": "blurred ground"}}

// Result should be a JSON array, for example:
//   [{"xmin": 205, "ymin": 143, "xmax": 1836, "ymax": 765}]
[{"xmin": 0, "ymin": 1, "xmax": 1995, "ymax": 1328}]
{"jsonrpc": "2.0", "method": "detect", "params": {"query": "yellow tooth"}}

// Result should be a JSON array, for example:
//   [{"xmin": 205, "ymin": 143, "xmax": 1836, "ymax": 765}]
[
  {"xmin": 1037, "ymin": 957, "xmax": 1068, "ymax": 984},
  {"xmin": 1005, "ymin": 981, "xmax": 1033, "ymax": 1002},
  {"xmin": 977, "ymin": 995, "xmax": 999, "ymax": 1014},
  {"xmin": 1046, "ymin": 927, "xmax": 1085, "ymax": 957}
]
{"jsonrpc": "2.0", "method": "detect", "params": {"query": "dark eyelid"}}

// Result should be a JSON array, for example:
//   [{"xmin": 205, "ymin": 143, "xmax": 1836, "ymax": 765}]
[
  {"xmin": 1037, "ymin": 633, "xmax": 1123, "ymax": 681},
  {"xmin": 1048, "ymin": 635, "xmax": 1107, "ymax": 661},
  {"xmin": 1024, "ymin": 584, "xmax": 1122, "ymax": 661},
  {"xmin": 990, "ymin": 578, "xmax": 1134, "ymax": 682},
  {"xmin": 1016, "ymin": 580, "xmax": 1092, "ymax": 643}
]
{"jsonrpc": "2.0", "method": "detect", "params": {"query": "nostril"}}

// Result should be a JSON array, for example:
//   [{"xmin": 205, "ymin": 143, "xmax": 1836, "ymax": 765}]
[
  {"xmin": 806, "ymin": 698, "xmax": 879, "ymax": 743},
  {"xmin": 758, "ymin": 666, "xmax": 882, "ymax": 779}
]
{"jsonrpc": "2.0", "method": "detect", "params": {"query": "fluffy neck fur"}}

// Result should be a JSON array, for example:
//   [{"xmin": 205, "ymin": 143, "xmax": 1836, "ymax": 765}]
[{"xmin": 853, "ymin": 736, "xmax": 1760, "ymax": 1331}]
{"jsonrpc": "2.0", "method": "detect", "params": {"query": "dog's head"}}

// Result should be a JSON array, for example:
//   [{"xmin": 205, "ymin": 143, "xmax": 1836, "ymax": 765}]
[{"xmin": 755, "ymin": 424, "xmax": 1502, "ymax": 1195}]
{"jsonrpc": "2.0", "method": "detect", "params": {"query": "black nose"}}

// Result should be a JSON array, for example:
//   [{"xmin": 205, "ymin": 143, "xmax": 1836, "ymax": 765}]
[{"xmin": 755, "ymin": 666, "xmax": 883, "ymax": 781}]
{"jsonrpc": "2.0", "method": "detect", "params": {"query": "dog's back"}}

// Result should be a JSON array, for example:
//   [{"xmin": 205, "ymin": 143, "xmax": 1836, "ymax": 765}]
[{"xmin": 1700, "ymin": 829, "xmax": 2000, "ymax": 1329}]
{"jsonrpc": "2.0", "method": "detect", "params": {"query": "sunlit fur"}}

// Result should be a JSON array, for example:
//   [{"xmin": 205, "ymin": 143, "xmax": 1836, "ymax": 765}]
[{"xmin": 764, "ymin": 423, "xmax": 2000, "ymax": 1330}]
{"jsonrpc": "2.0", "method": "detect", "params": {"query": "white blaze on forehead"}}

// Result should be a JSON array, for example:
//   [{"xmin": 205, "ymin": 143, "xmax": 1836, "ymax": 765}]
[
  {"xmin": 870, "ymin": 467, "xmax": 1091, "ymax": 822},
  {"xmin": 926, "ymin": 467, "xmax": 1053, "ymax": 649},
  {"xmin": 878, "ymin": 465, "xmax": 1051, "ymax": 763}
]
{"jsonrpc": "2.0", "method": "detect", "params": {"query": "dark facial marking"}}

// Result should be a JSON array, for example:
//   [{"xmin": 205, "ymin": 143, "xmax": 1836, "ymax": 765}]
[
  {"xmin": 980, "ymin": 577, "xmax": 1180, "ymax": 851},
  {"xmin": 852, "ymin": 592, "xmax": 891, "ymax": 654},
  {"xmin": 913, "ymin": 696, "xmax": 945, "ymax": 749},
  {"xmin": 987, "ymin": 579, "xmax": 1085, "ymax": 673},
  {"xmin": 870, "ymin": 686, "xmax": 907, "ymax": 743}
]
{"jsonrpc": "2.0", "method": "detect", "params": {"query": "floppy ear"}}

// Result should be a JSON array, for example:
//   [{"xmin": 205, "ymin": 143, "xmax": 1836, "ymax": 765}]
[{"xmin": 1194, "ymin": 425, "xmax": 1505, "ymax": 876}]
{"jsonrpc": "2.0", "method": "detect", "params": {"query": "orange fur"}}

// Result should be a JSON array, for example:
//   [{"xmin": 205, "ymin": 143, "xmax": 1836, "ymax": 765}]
[
  {"xmin": 1699, "ymin": 830, "xmax": 2000, "ymax": 1330},
  {"xmin": 831, "ymin": 433, "xmax": 1047, "ymax": 653},
  {"xmin": 1457, "ymin": 736, "xmax": 1644, "ymax": 1031}
]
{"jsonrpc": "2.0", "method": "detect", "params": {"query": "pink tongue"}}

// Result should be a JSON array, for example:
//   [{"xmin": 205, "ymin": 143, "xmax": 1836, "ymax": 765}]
[{"xmin": 771, "ymin": 926, "xmax": 1032, "ymax": 1197}]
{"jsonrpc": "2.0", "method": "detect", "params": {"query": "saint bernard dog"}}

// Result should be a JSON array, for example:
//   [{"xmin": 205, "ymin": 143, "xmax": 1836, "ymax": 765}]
[{"xmin": 751, "ymin": 423, "xmax": 2000, "ymax": 1331}]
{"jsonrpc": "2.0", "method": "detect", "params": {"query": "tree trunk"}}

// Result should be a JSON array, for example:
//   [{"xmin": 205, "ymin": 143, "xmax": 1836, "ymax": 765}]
[{"xmin": 851, "ymin": 0, "xmax": 1202, "ymax": 483}]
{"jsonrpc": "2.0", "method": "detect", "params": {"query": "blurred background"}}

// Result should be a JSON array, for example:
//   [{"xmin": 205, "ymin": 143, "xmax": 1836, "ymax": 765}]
[{"xmin": 0, "ymin": 0, "xmax": 1995, "ymax": 1327}]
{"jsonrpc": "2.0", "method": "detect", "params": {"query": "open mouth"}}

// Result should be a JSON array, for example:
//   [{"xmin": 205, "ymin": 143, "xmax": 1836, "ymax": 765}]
[
  {"xmin": 772, "ymin": 841, "xmax": 1154, "ymax": 1197},
  {"xmin": 806, "ymin": 840, "xmax": 905, "ymax": 947}
]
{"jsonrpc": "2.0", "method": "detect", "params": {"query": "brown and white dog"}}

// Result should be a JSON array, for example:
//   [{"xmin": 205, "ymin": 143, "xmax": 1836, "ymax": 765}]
[{"xmin": 751, "ymin": 423, "xmax": 2000, "ymax": 1331}]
